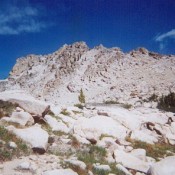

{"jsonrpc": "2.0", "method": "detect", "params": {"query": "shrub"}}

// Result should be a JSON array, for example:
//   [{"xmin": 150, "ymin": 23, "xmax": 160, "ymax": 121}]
[
  {"xmin": 78, "ymin": 89, "xmax": 85, "ymax": 104},
  {"xmin": 157, "ymin": 92, "xmax": 175, "ymax": 112},
  {"xmin": 121, "ymin": 103, "xmax": 132, "ymax": 109},
  {"xmin": 74, "ymin": 103, "xmax": 84, "ymax": 109},
  {"xmin": 60, "ymin": 109, "xmax": 70, "ymax": 116},
  {"xmin": 148, "ymin": 93, "xmax": 158, "ymax": 102},
  {"xmin": 104, "ymin": 100, "xmax": 119, "ymax": 104}
]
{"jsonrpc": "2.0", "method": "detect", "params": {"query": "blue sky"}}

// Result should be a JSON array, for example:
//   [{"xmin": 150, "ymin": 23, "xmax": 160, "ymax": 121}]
[{"xmin": 0, "ymin": 0, "xmax": 175, "ymax": 79}]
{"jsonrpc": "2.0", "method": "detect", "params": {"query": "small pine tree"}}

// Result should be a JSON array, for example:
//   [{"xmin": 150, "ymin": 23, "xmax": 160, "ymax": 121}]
[{"xmin": 78, "ymin": 88, "xmax": 85, "ymax": 103}]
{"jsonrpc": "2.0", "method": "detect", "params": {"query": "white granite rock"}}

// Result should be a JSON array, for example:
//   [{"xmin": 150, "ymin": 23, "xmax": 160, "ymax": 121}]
[
  {"xmin": 116, "ymin": 164, "xmax": 132, "ymax": 175},
  {"xmin": 44, "ymin": 115, "xmax": 69, "ymax": 133},
  {"xmin": 150, "ymin": 156, "xmax": 175, "ymax": 175},
  {"xmin": 42, "ymin": 169, "xmax": 78, "ymax": 175},
  {"xmin": 114, "ymin": 149, "xmax": 150, "ymax": 173},
  {"xmin": 7, "ymin": 124, "xmax": 48, "ymax": 153},
  {"xmin": 131, "ymin": 130, "xmax": 158, "ymax": 144},
  {"xmin": 73, "ymin": 115, "xmax": 127, "ymax": 141},
  {"xmin": 93, "ymin": 164, "xmax": 111, "ymax": 171},
  {"xmin": 8, "ymin": 141, "xmax": 17, "ymax": 149},
  {"xmin": 130, "ymin": 148, "xmax": 146, "ymax": 161},
  {"xmin": 1, "ymin": 111, "xmax": 34, "ymax": 126},
  {"xmin": 16, "ymin": 107, "xmax": 24, "ymax": 112},
  {"xmin": 17, "ymin": 161, "xmax": 30, "ymax": 170},
  {"xmin": 65, "ymin": 159, "xmax": 86, "ymax": 170}
]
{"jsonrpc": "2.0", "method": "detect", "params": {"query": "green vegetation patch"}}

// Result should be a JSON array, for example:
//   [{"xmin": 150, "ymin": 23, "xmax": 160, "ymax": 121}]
[
  {"xmin": 127, "ymin": 139, "xmax": 175, "ymax": 160},
  {"xmin": 104, "ymin": 100, "xmax": 119, "ymax": 104},
  {"xmin": 104, "ymin": 100, "xmax": 132, "ymax": 109},
  {"xmin": 93, "ymin": 168, "xmax": 110, "ymax": 175},
  {"xmin": 78, "ymin": 146, "xmax": 107, "ymax": 164},
  {"xmin": 0, "ymin": 126, "xmax": 30, "ymax": 162},
  {"xmin": 77, "ymin": 145, "xmax": 124, "ymax": 175}
]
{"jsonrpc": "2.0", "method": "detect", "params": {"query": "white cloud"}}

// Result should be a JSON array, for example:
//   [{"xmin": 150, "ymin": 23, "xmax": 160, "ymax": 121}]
[
  {"xmin": 0, "ymin": 5, "xmax": 46, "ymax": 35},
  {"xmin": 155, "ymin": 29, "xmax": 175, "ymax": 42},
  {"xmin": 154, "ymin": 29, "xmax": 175, "ymax": 51}
]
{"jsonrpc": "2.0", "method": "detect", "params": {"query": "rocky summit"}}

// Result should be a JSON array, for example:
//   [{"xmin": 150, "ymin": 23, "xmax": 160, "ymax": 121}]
[
  {"xmin": 0, "ymin": 42, "xmax": 175, "ymax": 175},
  {"xmin": 2, "ymin": 41, "xmax": 175, "ymax": 105}
]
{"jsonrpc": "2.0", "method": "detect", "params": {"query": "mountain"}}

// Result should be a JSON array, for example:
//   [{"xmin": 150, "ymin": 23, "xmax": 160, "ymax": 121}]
[
  {"xmin": 2, "ymin": 41, "xmax": 175, "ymax": 106},
  {"xmin": 0, "ymin": 42, "xmax": 175, "ymax": 175}
]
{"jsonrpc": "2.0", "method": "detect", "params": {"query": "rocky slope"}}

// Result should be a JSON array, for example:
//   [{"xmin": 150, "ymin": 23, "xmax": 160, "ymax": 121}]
[
  {"xmin": 0, "ymin": 42, "xmax": 175, "ymax": 175},
  {"xmin": 0, "ymin": 91, "xmax": 175, "ymax": 175},
  {"xmin": 2, "ymin": 41, "xmax": 175, "ymax": 105}
]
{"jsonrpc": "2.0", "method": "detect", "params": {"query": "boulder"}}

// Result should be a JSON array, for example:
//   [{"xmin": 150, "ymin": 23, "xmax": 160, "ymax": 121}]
[
  {"xmin": 73, "ymin": 116, "xmax": 127, "ymax": 141},
  {"xmin": 44, "ymin": 115, "xmax": 69, "ymax": 133},
  {"xmin": 93, "ymin": 163, "xmax": 111, "ymax": 171},
  {"xmin": 17, "ymin": 161, "xmax": 31, "ymax": 170},
  {"xmin": 114, "ymin": 149, "xmax": 150, "ymax": 173},
  {"xmin": 8, "ymin": 141, "xmax": 17, "ymax": 149},
  {"xmin": 65, "ymin": 159, "xmax": 86, "ymax": 170},
  {"xmin": 130, "ymin": 148, "xmax": 146, "ymax": 161},
  {"xmin": 150, "ymin": 156, "xmax": 175, "ymax": 175},
  {"xmin": 136, "ymin": 173, "xmax": 145, "ymax": 175},
  {"xmin": 116, "ymin": 164, "xmax": 132, "ymax": 175},
  {"xmin": 131, "ymin": 130, "xmax": 158, "ymax": 144},
  {"xmin": 0, "ymin": 90, "xmax": 49, "ymax": 116},
  {"xmin": 42, "ymin": 169, "xmax": 78, "ymax": 175},
  {"xmin": 1, "ymin": 111, "xmax": 34, "ymax": 126},
  {"xmin": 16, "ymin": 107, "xmax": 24, "ymax": 112},
  {"xmin": 7, "ymin": 124, "xmax": 49, "ymax": 154}
]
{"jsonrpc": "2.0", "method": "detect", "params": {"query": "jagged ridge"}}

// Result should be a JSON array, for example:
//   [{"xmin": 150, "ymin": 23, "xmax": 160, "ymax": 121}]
[{"xmin": 3, "ymin": 41, "xmax": 175, "ymax": 105}]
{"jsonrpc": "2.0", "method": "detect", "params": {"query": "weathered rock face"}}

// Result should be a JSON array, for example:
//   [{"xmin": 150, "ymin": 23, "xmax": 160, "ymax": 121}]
[
  {"xmin": 150, "ymin": 156, "xmax": 175, "ymax": 175},
  {"xmin": 3, "ymin": 41, "xmax": 175, "ymax": 105}
]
